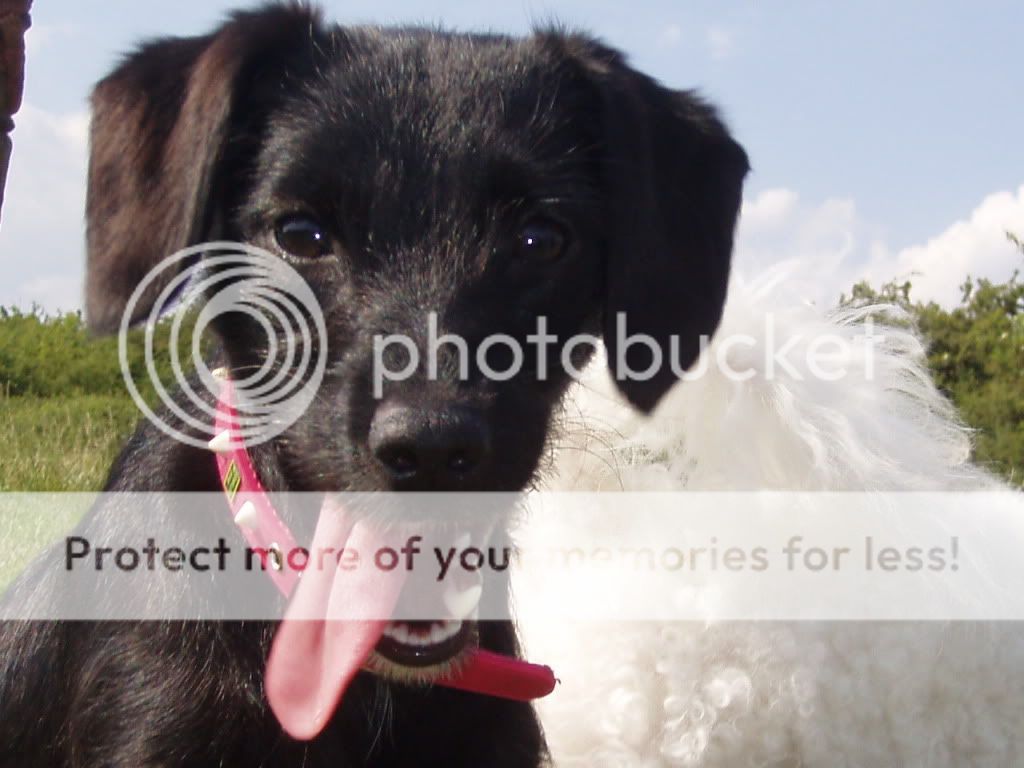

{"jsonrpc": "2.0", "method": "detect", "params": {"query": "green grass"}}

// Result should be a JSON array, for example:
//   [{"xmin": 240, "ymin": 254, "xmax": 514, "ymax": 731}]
[
  {"xmin": 0, "ymin": 395, "xmax": 141, "ymax": 588},
  {"xmin": 0, "ymin": 494, "xmax": 91, "ymax": 591},
  {"xmin": 0, "ymin": 394, "xmax": 140, "ymax": 491}
]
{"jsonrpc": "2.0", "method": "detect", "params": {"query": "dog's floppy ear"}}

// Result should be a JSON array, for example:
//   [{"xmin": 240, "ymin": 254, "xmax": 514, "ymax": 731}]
[
  {"xmin": 557, "ymin": 38, "xmax": 749, "ymax": 412},
  {"xmin": 85, "ymin": 5, "xmax": 328, "ymax": 333}
]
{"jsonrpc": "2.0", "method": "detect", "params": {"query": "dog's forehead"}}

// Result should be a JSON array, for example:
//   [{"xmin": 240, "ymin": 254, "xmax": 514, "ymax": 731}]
[
  {"xmin": 259, "ymin": 30, "xmax": 595, "ymax": 205},
  {"xmin": 325, "ymin": 29, "xmax": 576, "ymax": 139}
]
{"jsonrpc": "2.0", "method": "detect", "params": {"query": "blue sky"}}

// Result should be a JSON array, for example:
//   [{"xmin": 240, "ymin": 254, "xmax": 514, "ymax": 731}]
[{"xmin": 2, "ymin": 0, "xmax": 1022, "ymax": 310}]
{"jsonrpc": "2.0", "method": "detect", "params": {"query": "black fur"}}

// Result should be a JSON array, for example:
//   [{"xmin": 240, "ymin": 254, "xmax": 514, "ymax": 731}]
[{"xmin": 0, "ymin": 4, "xmax": 747, "ymax": 766}]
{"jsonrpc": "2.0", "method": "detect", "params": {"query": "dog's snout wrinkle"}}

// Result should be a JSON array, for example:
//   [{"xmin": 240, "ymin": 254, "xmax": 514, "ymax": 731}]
[{"xmin": 369, "ymin": 402, "xmax": 491, "ymax": 489}]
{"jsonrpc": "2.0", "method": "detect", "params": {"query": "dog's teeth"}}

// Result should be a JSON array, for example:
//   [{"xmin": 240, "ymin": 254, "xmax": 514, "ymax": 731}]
[
  {"xmin": 383, "ymin": 620, "xmax": 464, "ymax": 648},
  {"xmin": 446, "ymin": 621, "xmax": 462, "ymax": 641},
  {"xmin": 207, "ymin": 430, "xmax": 232, "ymax": 453},
  {"xmin": 211, "ymin": 366, "xmax": 229, "ymax": 381},
  {"xmin": 443, "ymin": 579, "xmax": 483, "ymax": 621},
  {"xmin": 409, "ymin": 631, "xmax": 430, "ymax": 647},
  {"xmin": 233, "ymin": 501, "xmax": 258, "ymax": 529},
  {"xmin": 429, "ymin": 620, "xmax": 462, "ymax": 644}
]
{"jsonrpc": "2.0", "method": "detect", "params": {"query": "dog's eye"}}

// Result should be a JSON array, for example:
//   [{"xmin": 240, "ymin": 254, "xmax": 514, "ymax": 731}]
[
  {"xmin": 274, "ymin": 216, "xmax": 332, "ymax": 260},
  {"xmin": 516, "ymin": 218, "xmax": 568, "ymax": 261}
]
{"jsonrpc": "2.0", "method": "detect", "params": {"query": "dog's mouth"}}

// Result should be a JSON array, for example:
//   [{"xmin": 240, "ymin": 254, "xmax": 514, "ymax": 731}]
[
  {"xmin": 265, "ymin": 498, "xmax": 498, "ymax": 738},
  {"xmin": 371, "ymin": 619, "xmax": 478, "ymax": 677},
  {"xmin": 371, "ymin": 560, "xmax": 485, "ymax": 678}
]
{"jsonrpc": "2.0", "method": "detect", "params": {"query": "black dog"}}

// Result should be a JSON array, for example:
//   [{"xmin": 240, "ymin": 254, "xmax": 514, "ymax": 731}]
[{"xmin": 0, "ymin": 4, "xmax": 746, "ymax": 766}]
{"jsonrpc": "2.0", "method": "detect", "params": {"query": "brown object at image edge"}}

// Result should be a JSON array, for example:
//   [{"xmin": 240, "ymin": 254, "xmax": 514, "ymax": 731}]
[{"xmin": 0, "ymin": 0, "xmax": 31, "ymax": 223}]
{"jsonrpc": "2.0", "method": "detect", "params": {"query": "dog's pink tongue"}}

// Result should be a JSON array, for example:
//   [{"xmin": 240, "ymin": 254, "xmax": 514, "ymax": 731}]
[{"xmin": 265, "ymin": 500, "xmax": 405, "ymax": 741}]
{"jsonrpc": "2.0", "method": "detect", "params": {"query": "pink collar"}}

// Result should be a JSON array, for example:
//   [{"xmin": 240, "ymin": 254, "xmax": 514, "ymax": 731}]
[{"xmin": 210, "ymin": 371, "xmax": 557, "ymax": 702}]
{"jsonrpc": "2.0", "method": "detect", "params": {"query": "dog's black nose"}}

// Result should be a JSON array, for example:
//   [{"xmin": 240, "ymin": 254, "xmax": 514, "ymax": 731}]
[{"xmin": 369, "ymin": 403, "xmax": 491, "ymax": 487}]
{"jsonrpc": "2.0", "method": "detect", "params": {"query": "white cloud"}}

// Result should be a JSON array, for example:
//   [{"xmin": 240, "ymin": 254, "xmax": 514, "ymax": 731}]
[
  {"xmin": 659, "ymin": 24, "xmax": 683, "ymax": 48},
  {"xmin": 735, "ymin": 185, "xmax": 1024, "ymax": 309},
  {"xmin": 862, "ymin": 186, "xmax": 1024, "ymax": 307},
  {"xmin": 739, "ymin": 188, "xmax": 798, "ymax": 231},
  {"xmin": 706, "ymin": 25, "xmax": 736, "ymax": 61},
  {"xmin": 24, "ymin": 21, "xmax": 76, "ymax": 56},
  {"xmin": 0, "ymin": 103, "xmax": 89, "ymax": 313},
  {"xmin": 16, "ymin": 274, "xmax": 83, "ymax": 312},
  {"xmin": 735, "ymin": 188, "xmax": 859, "ymax": 304}
]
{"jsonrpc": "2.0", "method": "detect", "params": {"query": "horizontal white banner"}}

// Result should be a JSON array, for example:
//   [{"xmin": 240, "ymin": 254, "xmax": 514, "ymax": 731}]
[{"xmin": 0, "ymin": 492, "xmax": 1021, "ymax": 620}]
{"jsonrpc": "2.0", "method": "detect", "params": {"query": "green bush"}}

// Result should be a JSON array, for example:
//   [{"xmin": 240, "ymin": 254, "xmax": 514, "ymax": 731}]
[
  {"xmin": 0, "ymin": 306, "xmax": 199, "ymax": 399},
  {"xmin": 0, "ymin": 308, "xmax": 205, "ymax": 491},
  {"xmin": 843, "ymin": 233, "xmax": 1024, "ymax": 486}
]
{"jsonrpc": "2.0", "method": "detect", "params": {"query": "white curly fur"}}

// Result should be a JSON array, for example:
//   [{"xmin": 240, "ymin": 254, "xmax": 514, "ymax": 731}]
[{"xmin": 515, "ymin": 269, "xmax": 1023, "ymax": 767}]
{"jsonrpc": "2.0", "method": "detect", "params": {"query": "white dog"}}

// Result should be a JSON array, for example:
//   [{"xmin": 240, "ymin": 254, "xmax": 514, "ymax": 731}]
[{"xmin": 517, "ymin": 269, "xmax": 1023, "ymax": 767}]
